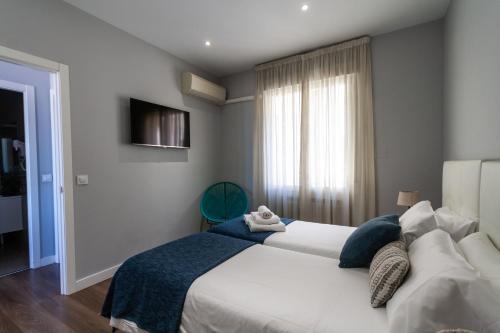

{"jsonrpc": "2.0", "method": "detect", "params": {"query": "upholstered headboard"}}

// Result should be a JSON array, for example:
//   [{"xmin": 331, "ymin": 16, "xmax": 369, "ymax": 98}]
[
  {"xmin": 479, "ymin": 161, "xmax": 500, "ymax": 249},
  {"xmin": 442, "ymin": 160, "xmax": 482, "ymax": 221}
]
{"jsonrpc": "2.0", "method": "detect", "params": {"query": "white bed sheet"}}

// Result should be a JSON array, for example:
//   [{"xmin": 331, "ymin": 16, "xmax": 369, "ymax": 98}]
[
  {"xmin": 264, "ymin": 221, "xmax": 356, "ymax": 259},
  {"xmin": 180, "ymin": 244, "xmax": 387, "ymax": 333}
]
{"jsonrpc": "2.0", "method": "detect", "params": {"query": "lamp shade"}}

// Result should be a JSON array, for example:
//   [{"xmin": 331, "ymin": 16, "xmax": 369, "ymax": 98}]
[{"xmin": 397, "ymin": 190, "xmax": 420, "ymax": 207}]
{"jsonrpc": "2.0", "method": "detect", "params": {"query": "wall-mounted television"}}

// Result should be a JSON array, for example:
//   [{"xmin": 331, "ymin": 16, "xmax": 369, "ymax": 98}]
[{"xmin": 130, "ymin": 98, "xmax": 190, "ymax": 149}]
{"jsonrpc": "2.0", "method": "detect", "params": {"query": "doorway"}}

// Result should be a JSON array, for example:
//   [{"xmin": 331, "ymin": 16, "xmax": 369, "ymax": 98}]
[
  {"xmin": 0, "ymin": 44, "xmax": 76, "ymax": 295},
  {"xmin": 0, "ymin": 70, "xmax": 46, "ymax": 277},
  {"xmin": 0, "ymin": 87, "xmax": 31, "ymax": 276}
]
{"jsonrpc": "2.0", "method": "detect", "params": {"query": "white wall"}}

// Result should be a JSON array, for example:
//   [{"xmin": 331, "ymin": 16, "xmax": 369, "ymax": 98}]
[
  {"xmin": 444, "ymin": 0, "xmax": 500, "ymax": 160},
  {"xmin": 0, "ymin": 0, "xmax": 222, "ymax": 279},
  {"xmin": 220, "ymin": 20, "xmax": 444, "ymax": 217}
]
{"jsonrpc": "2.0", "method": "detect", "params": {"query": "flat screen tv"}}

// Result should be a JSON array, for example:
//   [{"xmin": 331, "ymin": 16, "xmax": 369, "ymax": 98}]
[{"xmin": 130, "ymin": 98, "xmax": 190, "ymax": 148}]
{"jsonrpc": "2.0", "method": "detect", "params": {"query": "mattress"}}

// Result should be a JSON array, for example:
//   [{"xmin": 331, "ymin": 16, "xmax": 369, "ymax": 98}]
[
  {"xmin": 180, "ymin": 244, "xmax": 387, "ymax": 333},
  {"xmin": 264, "ymin": 221, "xmax": 356, "ymax": 259}
]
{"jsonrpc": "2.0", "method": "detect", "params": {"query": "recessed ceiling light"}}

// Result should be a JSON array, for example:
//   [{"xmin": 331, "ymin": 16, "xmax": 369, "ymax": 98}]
[
  {"xmin": 301, "ymin": 4, "xmax": 309, "ymax": 11},
  {"xmin": 205, "ymin": 40, "xmax": 211, "ymax": 47}
]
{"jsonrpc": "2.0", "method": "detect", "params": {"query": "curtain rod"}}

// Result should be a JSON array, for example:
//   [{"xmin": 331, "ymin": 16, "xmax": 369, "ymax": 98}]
[{"xmin": 255, "ymin": 35, "xmax": 370, "ymax": 70}]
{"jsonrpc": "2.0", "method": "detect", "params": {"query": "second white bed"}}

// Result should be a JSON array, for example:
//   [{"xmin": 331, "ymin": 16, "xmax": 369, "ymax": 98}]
[
  {"xmin": 264, "ymin": 221, "xmax": 356, "ymax": 259},
  {"xmin": 221, "ymin": 160, "xmax": 482, "ymax": 260}
]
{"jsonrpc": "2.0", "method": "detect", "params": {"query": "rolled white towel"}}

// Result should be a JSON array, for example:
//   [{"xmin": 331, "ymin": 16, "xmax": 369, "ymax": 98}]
[
  {"xmin": 257, "ymin": 205, "xmax": 273, "ymax": 219},
  {"xmin": 250, "ymin": 212, "xmax": 281, "ymax": 225},
  {"xmin": 244, "ymin": 214, "xmax": 286, "ymax": 232}
]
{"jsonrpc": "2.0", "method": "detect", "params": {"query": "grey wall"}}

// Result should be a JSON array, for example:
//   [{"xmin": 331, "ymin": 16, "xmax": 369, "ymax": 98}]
[
  {"xmin": 372, "ymin": 20, "xmax": 443, "ymax": 214},
  {"xmin": 444, "ymin": 0, "xmax": 500, "ymax": 160},
  {"xmin": 0, "ymin": 0, "xmax": 222, "ymax": 279},
  {"xmin": 219, "ymin": 72, "xmax": 256, "ymax": 203},
  {"xmin": 0, "ymin": 60, "xmax": 55, "ymax": 258},
  {"xmin": 220, "ymin": 20, "xmax": 444, "ymax": 217}
]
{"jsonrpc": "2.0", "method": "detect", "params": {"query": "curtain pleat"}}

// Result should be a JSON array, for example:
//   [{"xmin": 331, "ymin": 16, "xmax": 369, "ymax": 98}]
[{"xmin": 253, "ymin": 37, "xmax": 375, "ymax": 226}]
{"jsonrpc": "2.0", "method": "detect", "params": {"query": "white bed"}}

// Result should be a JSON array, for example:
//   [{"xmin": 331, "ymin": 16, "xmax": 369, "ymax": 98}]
[
  {"xmin": 257, "ymin": 160, "xmax": 482, "ymax": 260},
  {"xmin": 264, "ymin": 221, "xmax": 356, "ymax": 259},
  {"xmin": 181, "ymin": 160, "xmax": 499, "ymax": 333},
  {"xmin": 181, "ymin": 244, "xmax": 387, "ymax": 333},
  {"xmin": 111, "ymin": 243, "xmax": 387, "ymax": 333},
  {"xmin": 111, "ymin": 160, "xmax": 499, "ymax": 333}
]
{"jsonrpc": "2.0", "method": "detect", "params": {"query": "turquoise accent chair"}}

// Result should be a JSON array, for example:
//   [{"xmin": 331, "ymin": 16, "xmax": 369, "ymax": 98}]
[{"xmin": 200, "ymin": 182, "xmax": 248, "ymax": 227}]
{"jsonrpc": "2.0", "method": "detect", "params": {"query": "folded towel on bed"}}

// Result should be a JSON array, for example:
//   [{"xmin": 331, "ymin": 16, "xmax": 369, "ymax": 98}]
[
  {"xmin": 251, "ymin": 212, "xmax": 281, "ymax": 225},
  {"xmin": 257, "ymin": 205, "xmax": 274, "ymax": 219},
  {"xmin": 244, "ymin": 214, "xmax": 286, "ymax": 232},
  {"xmin": 207, "ymin": 216, "xmax": 295, "ymax": 244}
]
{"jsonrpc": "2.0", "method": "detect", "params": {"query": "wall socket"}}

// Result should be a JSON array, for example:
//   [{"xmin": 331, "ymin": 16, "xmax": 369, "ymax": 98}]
[
  {"xmin": 76, "ymin": 174, "xmax": 89, "ymax": 185},
  {"xmin": 41, "ymin": 174, "xmax": 53, "ymax": 183}
]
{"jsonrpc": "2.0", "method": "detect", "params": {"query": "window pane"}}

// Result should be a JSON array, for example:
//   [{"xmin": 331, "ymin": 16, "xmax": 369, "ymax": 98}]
[
  {"xmin": 262, "ymin": 84, "xmax": 301, "ymax": 190},
  {"xmin": 308, "ymin": 76, "xmax": 346, "ymax": 191}
]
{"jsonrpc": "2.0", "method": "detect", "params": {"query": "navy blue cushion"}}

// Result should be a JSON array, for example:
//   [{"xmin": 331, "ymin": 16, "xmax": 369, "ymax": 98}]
[{"xmin": 339, "ymin": 214, "xmax": 401, "ymax": 268}]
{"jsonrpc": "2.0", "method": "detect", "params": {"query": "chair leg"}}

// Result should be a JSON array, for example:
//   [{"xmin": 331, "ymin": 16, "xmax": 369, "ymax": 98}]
[
  {"xmin": 201, "ymin": 218, "xmax": 211, "ymax": 232},
  {"xmin": 200, "ymin": 218, "xmax": 217, "ymax": 232}
]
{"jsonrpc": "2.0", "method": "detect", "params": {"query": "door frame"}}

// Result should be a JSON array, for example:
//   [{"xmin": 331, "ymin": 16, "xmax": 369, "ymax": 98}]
[
  {"xmin": 0, "ymin": 79, "xmax": 40, "ymax": 269},
  {"xmin": 0, "ymin": 45, "xmax": 76, "ymax": 295}
]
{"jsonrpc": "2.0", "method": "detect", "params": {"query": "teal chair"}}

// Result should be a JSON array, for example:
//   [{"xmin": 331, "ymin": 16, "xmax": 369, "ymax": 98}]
[{"xmin": 200, "ymin": 182, "xmax": 248, "ymax": 228}]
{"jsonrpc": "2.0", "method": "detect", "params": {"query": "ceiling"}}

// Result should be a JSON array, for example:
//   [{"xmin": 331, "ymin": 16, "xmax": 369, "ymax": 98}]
[{"xmin": 64, "ymin": 0, "xmax": 450, "ymax": 77}]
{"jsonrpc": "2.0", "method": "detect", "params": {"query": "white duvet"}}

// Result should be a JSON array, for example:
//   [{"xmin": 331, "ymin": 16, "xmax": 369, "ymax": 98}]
[
  {"xmin": 264, "ymin": 221, "xmax": 356, "ymax": 259},
  {"xmin": 180, "ymin": 244, "xmax": 387, "ymax": 333}
]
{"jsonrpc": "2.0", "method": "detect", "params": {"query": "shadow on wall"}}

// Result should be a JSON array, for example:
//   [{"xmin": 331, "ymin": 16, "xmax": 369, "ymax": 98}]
[
  {"xmin": 117, "ymin": 96, "xmax": 188, "ymax": 163},
  {"xmin": 178, "ymin": 191, "xmax": 206, "ymax": 233}
]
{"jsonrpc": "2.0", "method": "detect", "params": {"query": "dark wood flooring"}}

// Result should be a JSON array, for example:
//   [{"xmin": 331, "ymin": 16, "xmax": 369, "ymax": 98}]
[
  {"xmin": 0, "ymin": 264, "xmax": 113, "ymax": 333},
  {"xmin": 0, "ymin": 230, "xmax": 29, "ymax": 277}
]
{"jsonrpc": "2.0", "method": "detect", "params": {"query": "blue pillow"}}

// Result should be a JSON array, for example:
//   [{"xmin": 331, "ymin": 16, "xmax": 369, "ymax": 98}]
[{"xmin": 339, "ymin": 214, "xmax": 401, "ymax": 268}]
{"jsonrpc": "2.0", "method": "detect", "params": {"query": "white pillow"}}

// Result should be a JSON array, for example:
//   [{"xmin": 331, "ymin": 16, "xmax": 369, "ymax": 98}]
[
  {"xmin": 398, "ymin": 200, "xmax": 437, "ymax": 245},
  {"xmin": 387, "ymin": 229, "xmax": 500, "ymax": 333},
  {"xmin": 459, "ymin": 232, "xmax": 500, "ymax": 290},
  {"xmin": 435, "ymin": 207, "xmax": 479, "ymax": 242}
]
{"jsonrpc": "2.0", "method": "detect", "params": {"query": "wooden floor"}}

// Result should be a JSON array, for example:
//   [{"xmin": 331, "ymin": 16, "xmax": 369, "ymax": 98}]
[
  {"xmin": 0, "ymin": 230, "xmax": 29, "ymax": 277},
  {"xmin": 0, "ymin": 264, "xmax": 113, "ymax": 333}
]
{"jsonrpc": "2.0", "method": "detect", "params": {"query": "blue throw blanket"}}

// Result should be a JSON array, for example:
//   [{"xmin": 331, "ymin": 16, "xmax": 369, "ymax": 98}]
[
  {"xmin": 101, "ymin": 232, "xmax": 255, "ymax": 333},
  {"xmin": 208, "ymin": 216, "xmax": 295, "ymax": 244}
]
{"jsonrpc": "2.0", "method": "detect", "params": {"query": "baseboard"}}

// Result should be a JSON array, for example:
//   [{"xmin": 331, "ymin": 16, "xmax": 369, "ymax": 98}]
[
  {"xmin": 74, "ymin": 263, "xmax": 122, "ymax": 292},
  {"xmin": 39, "ymin": 255, "xmax": 56, "ymax": 267}
]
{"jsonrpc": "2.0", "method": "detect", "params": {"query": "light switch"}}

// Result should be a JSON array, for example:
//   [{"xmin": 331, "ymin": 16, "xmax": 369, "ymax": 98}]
[
  {"xmin": 41, "ymin": 174, "xmax": 53, "ymax": 183},
  {"xmin": 76, "ymin": 174, "xmax": 89, "ymax": 185}
]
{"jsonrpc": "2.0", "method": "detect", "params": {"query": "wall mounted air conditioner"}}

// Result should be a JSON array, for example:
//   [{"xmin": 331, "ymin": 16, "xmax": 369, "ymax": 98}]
[{"xmin": 182, "ymin": 72, "xmax": 226, "ymax": 105}]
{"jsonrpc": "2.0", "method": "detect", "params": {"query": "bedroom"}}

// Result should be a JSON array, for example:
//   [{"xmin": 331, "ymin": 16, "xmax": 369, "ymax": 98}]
[{"xmin": 0, "ymin": 0, "xmax": 499, "ymax": 332}]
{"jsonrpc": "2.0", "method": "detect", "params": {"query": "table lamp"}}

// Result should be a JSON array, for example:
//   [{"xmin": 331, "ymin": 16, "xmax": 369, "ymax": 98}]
[{"xmin": 397, "ymin": 190, "xmax": 420, "ymax": 209}]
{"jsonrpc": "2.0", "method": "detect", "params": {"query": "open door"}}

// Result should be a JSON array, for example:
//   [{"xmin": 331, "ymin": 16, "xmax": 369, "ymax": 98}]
[{"xmin": 0, "ymin": 79, "xmax": 40, "ymax": 275}]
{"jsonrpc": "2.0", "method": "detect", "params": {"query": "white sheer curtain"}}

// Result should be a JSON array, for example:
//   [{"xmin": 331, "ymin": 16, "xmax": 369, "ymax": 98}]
[{"xmin": 253, "ymin": 37, "xmax": 375, "ymax": 226}]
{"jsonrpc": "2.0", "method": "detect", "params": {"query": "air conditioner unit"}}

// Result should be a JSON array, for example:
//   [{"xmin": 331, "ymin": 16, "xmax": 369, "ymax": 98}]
[{"xmin": 182, "ymin": 72, "xmax": 226, "ymax": 105}]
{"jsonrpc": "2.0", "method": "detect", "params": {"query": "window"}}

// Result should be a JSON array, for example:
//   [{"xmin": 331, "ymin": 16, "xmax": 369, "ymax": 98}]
[
  {"xmin": 254, "ymin": 38, "xmax": 375, "ymax": 225},
  {"xmin": 262, "ymin": 76, "xmax": 347, "ymax": 194}
]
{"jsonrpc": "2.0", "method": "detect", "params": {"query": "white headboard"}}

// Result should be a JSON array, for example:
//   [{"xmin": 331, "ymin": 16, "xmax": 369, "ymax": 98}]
[
  {"xmin": 443, "ymin": 160, "xmax": 482, "ymax": 221},
  {"xmin": 479, "ymin": 161, "xmax": 500, "ymax": 249}
]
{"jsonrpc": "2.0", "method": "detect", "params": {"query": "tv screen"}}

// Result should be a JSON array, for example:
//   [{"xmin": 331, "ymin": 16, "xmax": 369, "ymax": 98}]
[{"xmin": 130, "ymin": 98, "xmax": 190, "ymax": 148}]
